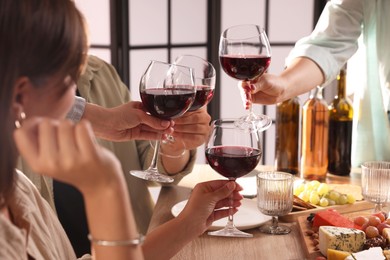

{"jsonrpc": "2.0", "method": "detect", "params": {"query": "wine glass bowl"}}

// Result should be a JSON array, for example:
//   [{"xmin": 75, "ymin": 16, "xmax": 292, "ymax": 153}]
[
  {"xmin": 361, "ymin": 161, "xmax": 390, "ymax": 213},
  {"xmin": 205, "ymin": 119, "xmax": 263, "ymax": 237},
  {"xmin": 130, "ymin": 60, "xmax": 195, "ymax": 183},
  {"xmin": 174, "ymin": 55, "xmax": 216, "ymax": 112},
  {"xmin": 219, "ymin": 24, "xmax": 272, "ymax": 132},
  {"xmin": 257, "ymin": 171, "xmax": 294, "ymax": 235}
]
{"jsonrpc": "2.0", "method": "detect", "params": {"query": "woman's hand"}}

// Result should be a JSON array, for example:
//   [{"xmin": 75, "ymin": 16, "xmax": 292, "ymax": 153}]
[
  {"xmin": 162, "ymin": 107, "xmax": 211, "ymax": 154},
  {"xmin": 84, "ymin": 101, "xmax": 174, "ymax": 142},
  {"xmin": 178, "ymin": 180, "xmax": 244, "ymax": 236},
  {"xmin": 13, "ymin": 117, "xmax": 123, "ymax": 195}
]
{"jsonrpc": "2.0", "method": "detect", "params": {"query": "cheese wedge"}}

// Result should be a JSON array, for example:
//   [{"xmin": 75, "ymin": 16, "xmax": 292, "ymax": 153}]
[
  {"xmin": 327, "ymin": 248, "xmax": 351, "ymax": 260},
  {"xmin": 345, "ymin": 247, "xmax": 385, "ymax": 260},
  {"xmin": 319, "ymin": 226, "xmax": 365, "ymax": 257}
]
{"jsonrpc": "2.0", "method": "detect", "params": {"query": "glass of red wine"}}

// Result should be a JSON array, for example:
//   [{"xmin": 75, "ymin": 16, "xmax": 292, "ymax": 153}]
[
  {"xmin": 130, "ymin": 60, "xmax": 196, "ymax": 183},
  {"xmin": 156, "ymin": 55, "xmax": 216, "ymax": 155},
  {"xmin": 219, "ymin": 24, "xmax": 272, "ymax": 132},
  {"xmin": 174, "ymin": 55, "xmax": 216, "ymax": 112},
  {"xmin": 205, "ymin": 119, "xmax": 263, "ymax": 237}
]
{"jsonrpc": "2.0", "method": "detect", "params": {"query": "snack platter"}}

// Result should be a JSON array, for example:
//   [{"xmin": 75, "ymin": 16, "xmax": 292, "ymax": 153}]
[{"xmin": 298, "ymin": 213, "xmax": 362, "ymax": 259}]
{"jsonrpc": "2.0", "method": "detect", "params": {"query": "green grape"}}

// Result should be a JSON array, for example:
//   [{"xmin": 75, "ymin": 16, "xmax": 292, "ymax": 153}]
[
  {"xmin": 319, "ymin": 197, "xmax": 329, "ymax": 207},
  {"xmin": 310, "ymin": 180, "xmax": 321, "ymax": 189},
  {"xmin": 317, "ymin": 183, "xmax": 329, "ymax": 196},
  {"xmin": 299, "ymin": 191, "xmax": 309, "ymax": 202},
  {"xmin": 337, "ymin": 194, "xmax": 348, "ymax": 205},
  {"xmin": 328, "ymin": 199, "xmax": 336, "ymax": 206},
  {"xmin": 309, "ymin": 192, "xmax": 320, "ymax": 205},
  {"xmin": 304, "ymin": 182, "xmax": 313, "ymax": 192},
  {"xmin": 328, "ymin": 190, "xmax": 341, "ymax": 202},
  {"xmin": 347, "ymin": 194, "xmax": 356, "ymax": 204},
  {"xmin": 294, "ymin": 183, "xmax": 305, "ymax": 196}
]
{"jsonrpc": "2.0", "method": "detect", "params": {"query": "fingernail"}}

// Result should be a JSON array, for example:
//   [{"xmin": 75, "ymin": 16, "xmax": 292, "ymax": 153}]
[{"xmin": 226, "ymin": 182, "xmax": 235, "ymax": 191}]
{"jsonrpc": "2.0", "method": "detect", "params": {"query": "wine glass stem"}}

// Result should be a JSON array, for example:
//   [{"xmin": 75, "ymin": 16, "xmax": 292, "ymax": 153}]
[
  {"xmin": 148, "ymin": 139, "xmax": 160, "ymax": 172},
  {"xmin": 374, "ymin": 203, "xmax": 383, "ymax": 213},
  {"xmin": 226, "ymin": 178, "xmax": 235, "ymax": 229},
  {"xmin": 271, "ymin": 216, "xmax": 279, "ymax": 230}
]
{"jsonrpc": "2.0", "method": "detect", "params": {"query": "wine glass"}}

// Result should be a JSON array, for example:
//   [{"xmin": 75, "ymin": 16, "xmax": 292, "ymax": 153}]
[
  {"xmin": 219, "ymin": 24, "xmax": 272, "ymax": 132},
  {"xmin": 157, "ymin": 55, "xmax": 216, "ymax": 155},
  {"xmin": 130, "ymin": 60, "xmax": 196, "ymax": 183},
  {"xmin": 205, "ymin": 119, "xmax": 263, "ymax": 237},
  {"xmin": 361, "ymin": 161, "xmax": 390, "ymax": 213},
  {"xmin": 175, "ymin": 55, "xmax": 216, "ymax": 112},
  {"xmin": 257, "ymin": 171, "xmax": 294, "ymax": 235}
]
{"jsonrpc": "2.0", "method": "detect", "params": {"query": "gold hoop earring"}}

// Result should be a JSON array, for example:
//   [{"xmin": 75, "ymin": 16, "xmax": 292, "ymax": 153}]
[{"xmin": 15, "ymin": 112, "xmax": 26, "ymax": 129}]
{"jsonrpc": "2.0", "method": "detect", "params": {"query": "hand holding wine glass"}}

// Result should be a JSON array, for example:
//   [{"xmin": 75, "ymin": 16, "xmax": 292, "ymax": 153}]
[
  {"xmin": 205, "ymin": 119, "xmax": 263, "ymax": 237},
  {"xmin": 157, "ymin": 55, "xmax": 216, "ymax": 157},
  {"xmin": 219, "ymin": 24, "xmax": 272, "ymax": 132},
  {"xmin": 130, "ymin": 60, "xmax": 196, "ymax": 183}
]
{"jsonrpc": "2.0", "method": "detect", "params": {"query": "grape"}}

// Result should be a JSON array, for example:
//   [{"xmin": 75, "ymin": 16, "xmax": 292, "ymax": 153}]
[
  {"xmin": 309, "ymin": 192, "xmax": 320, "ymax": 205},
  {"xmin": 327, "ymin": 199, "xmax": 336, "ymax": 206},
  {"xmin": 354, "ymin": 216, "xmax": 369, "ymax": 227},
  {"xmin": 299, "ymin": 191, "xmax": 309, "ymax": 202},
  {"xmin": 368, "ymin": 216, "xmax": 381, "ymax": 227},
  {"xmin": 328, "ymin": 190, "xmax": 341, "ymax": 202},
  {"xmin": 377, "ymin": 222, "xmax": 390, "ymax": 235},
  {"xmin": 317, "ymin": 183, "xmax": 329, "ymax": 196},
  {"xmin": 365, "ymin": 226, "xmax": 379, "ymax": 238},
  {"xmin": 304, "ymin": 183, "xmax": 313, "ymax": 192},
  {"xmin": 319, "ymin": 197, "xmax": 329, "ymax": 207},
  {"xmin": 372, "ymin": 212, "xmax": 386, "ymax": 223},
  {"xmin": 337, "ymin": 194, "xmax": 348, "ymax": 205},
  {"xmin": 310, "ymin": 180, "xmax": 321, "ymax": 189},
  {"xmin": 347, "ymin": 194, "xmax": 356, "ymax": 204},
  {"xmin": 294, "ymin": 183, "xmax": 305, "ymax": 196}
]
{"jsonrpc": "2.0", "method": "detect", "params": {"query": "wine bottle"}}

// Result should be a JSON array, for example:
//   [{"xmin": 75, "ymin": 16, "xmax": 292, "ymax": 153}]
[
  {"xmin": 301, "ymin": 86, "xmax": 329, "ymax": 181},
  {"xmin": 275, "ymin": 97, "xmax": 300, "ymax": 175},
  {"xmin": 328, "ymin": 69, "xmax": 353, "ymax": 176}
]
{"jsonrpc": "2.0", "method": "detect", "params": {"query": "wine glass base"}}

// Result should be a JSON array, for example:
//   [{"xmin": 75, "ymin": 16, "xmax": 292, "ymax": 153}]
[
  {"xmin": 258, "ymin": 224, "xmax": 291, "ymax": 235},
  {"xmin": 208, "ymin": 226, "xmax": 253, "ymax": 238},
  {"xmin": 129, "ymin": 170, "xmax": 174, "ymax": 183},
  {"xmin": 235, "ymin": 114, "xmax": 272, "ymax": 132}
]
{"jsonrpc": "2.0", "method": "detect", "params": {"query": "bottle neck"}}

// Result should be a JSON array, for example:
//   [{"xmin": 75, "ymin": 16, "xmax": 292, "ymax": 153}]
[{"xmin": 337, "ymin": 69, "xmax": 347, "ymax": 98}]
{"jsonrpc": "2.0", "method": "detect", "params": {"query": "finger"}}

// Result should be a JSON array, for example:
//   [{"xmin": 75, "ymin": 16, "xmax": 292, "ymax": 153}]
[
  {"xmin": 208, "ymin": 181, "xmax": 237, "ymax": 201},
  {"xmin": 208, "ymin": 208, "xmax": 239, "ymax": 224},
  {"xmin": 134, "ymin": 111, "xmax": 171, "ymax": 130},
  {"xmin": 74, "ymin": 120, "xmax": 97, "ymax": 157},
  {"xmin": 57, "ymin": 120, "xmax": 78, "ymax": 164},
  {"xmin": 214, "ymin": 198, "xmax": 242, "ymax": 209},
  {"xmin": 38, "ymin": 119, "xmax": 59, "ymax": 168}
]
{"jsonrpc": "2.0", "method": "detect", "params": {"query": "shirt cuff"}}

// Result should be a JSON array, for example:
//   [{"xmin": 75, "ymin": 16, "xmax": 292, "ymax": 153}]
[{"xmin": 66, "ymin": 96, "xmax": 86, "ymax": 122}]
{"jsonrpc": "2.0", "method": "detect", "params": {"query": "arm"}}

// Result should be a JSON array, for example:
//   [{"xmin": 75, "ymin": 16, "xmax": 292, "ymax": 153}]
[
  {"xmin": 14, "ymin": 118, "xmax": 144, "ymax": 259},
  {"xmin": 142, "ymin": 180, "xmax": 243, "ymax": 260},
  {"xmin": 247, "ymin": 0, "xmax": 363, "ymax": 106}
]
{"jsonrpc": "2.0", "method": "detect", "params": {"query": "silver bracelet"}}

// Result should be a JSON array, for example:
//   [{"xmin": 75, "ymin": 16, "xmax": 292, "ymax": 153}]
[{"xmin": 88, "ymin": 233, "xmax": 145, "ymax": 246}]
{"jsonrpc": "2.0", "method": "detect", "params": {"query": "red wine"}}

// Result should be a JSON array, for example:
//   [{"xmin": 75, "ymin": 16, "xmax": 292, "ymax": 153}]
[
  {"xmin": 140, "ymin": 88, "xmax": 195, "ymax": 120},
  {"xmin": 220, "ymin": 54, "xmax": 271, "ymax": 80},
  {"xmin": 187, "ymin": 85, "xmax": 214, "ymax": 112},
  {"xmin": 205, "ymin": 146, "xmax": 262, "ymax": 179}
]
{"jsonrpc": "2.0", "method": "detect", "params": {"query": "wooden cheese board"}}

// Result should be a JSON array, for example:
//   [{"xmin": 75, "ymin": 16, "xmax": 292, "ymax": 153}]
[
  {"xmin": 296, "ymin": 207, "xmax": 375, "ymax": 259},
  {"xmin": 281, "ymin": 200, "xmax": 373, "ymax": 222}
]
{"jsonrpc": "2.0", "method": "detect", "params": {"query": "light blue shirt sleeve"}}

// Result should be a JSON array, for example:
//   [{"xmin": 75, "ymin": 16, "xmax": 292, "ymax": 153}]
[
  {"xmin": 285, "ymin": 0, "xmax": 364, "ymax": 87},
  {"xmin": 66, "ymin": 96, "xmax": 86, "ymax": 122}
]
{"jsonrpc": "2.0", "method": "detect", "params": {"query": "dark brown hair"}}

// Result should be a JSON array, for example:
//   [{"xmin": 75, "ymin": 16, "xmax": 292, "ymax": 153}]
[{"xmin": 0, "ymin": 0, "xmax": 88, "ymax": 208}]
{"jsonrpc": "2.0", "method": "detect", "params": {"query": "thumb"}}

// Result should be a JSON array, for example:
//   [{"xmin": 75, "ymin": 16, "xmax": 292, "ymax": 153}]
[{"xmin": 139, "ymin": 113, "xmax": 171, "ymax": 130}]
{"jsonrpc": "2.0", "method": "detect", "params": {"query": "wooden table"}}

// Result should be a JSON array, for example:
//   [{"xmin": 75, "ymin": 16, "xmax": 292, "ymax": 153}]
[{"xmin": 147, "ymin": 165, "xmax": 364, "ymax": 260}]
